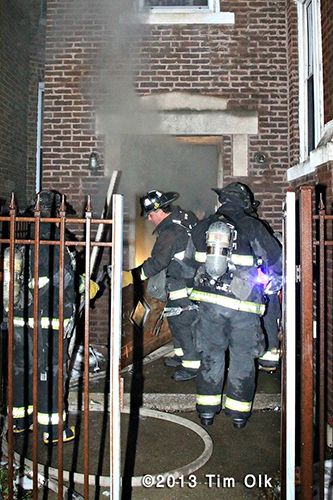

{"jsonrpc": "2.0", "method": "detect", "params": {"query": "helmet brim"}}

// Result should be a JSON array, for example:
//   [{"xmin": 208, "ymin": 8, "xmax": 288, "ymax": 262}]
[{"xmin": 140, "ymin": 191, "xmax": 179, "ymax": 217}]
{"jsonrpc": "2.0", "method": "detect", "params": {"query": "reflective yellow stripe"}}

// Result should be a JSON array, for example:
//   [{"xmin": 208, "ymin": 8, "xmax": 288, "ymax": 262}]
[
  {"xmin": 37, "ymin": 411, "xmax": 66, "ymax": 426},
  {"xmin": 140, "ymin": 268, "xmax": 148, "ymax": 280},
  {"xmin": 29, "ymin": 276, "xmax": 50, "ymax": 289},
  {"xmin": 182, "ymin": 360, "xmax": 200, "ymax": 369},
  {"xmin": 40, "ymin": 318, "xmax": 71, "ymax": 329},
  {"xmin": 169, "ymin": 288, "xmax": 188, "ymax": 300},
  {"xmin": 196, "ymin": 394, "xmax": 222, "ymax": 406},
  {"xmin": 173, "ymin": 251, "xmax": 185, "ymax": 260},
  {"xmin": 195, "ymin": 251, "xmax": 206, "ymax": 263},
  {"xmin": 12, "ymin": 406, "xmax": 33, "ymax": 419},
  {"xmin": 259, "ymin": 350, "xmax": 280, "ymax": 362},
  {"xmin": 14, "ymin": 317, "xmax": 71, "ymax": 329},
  {"xmin": 224, "ymin": 397, "xmax": 252, "ymax": 412},
  {"xmin": 230, "ymin": 254, "xmax": 254, "ymax": 266},
  {"xmin": 189, "ymin": 290, "xmax": 265, "ymax": 315},
  {"xmin": 174, "ymin": 348, "xmax": 184, "ymax": 357},
  {"xmin": 186, "ymin": 287, "xmax": 193, "ymax": 295}
]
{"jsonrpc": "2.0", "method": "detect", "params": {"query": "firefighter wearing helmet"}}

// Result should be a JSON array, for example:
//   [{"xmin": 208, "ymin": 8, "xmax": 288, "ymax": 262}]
[
  {"xmin": 123, "ymin": 189, "xmax": 200, "ymax": 381},
  {"xmin": 185, "ymin": 182, "xmax": 282, "ymax": 428}
]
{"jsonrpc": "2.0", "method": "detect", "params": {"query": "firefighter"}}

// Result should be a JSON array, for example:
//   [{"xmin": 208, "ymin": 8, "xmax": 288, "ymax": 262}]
[
  {"xmin": 122, "ymin": 190, "xmax": 200, "ymax": 381},
  {"xmin": 187, "ymin": 183, "xmax": 282, "ymax": 428},
  {"xmin": 9, "ymin": 190, "xmax": 98, "ymax": 444}
]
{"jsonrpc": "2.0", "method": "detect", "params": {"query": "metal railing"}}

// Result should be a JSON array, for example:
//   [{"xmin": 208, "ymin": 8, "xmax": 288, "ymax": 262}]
[
  {"xmin": 0, "ymin": 193, "xmax": 123, "ymax": 498},
  {"xmin": 282, "ymin": 186, "xmax": 331, "ymax": 499}
]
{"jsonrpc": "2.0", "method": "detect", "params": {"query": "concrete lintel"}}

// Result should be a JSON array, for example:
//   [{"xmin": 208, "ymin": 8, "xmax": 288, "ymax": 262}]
[{"xmin": 158, "ymin": 110, "xmax": 258, "ymax": 136}]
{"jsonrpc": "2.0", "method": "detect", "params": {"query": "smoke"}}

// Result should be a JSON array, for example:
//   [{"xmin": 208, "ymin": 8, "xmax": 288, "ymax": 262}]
[{"xmin": 66, "ymin": 0, "xmax": 219, "ymax": 265}]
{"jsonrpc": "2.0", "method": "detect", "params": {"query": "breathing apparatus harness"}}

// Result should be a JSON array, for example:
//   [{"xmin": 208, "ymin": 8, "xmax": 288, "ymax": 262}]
[{"xmin": 194, "ymin": 214, "xmax": 263, "ymax": 302}]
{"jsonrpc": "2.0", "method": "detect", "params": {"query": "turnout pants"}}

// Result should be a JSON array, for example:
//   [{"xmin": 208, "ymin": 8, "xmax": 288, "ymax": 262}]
[
  {"xmin": 12, "ymin": 323, "xmax": 69, "ymax": 432},
  {"xmin": 195, "ymin": 302, "xmax": 265, "ymax": 420},
  {"xmin": 166, "ymin": 297, "xmax": 200, "ymax": 371}
]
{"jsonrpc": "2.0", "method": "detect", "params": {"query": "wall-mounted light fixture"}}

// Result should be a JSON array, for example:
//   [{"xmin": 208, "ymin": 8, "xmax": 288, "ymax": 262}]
[
  {"xmin": 254, "ymin": 153, "xmax": 266, "ymax": 164},
  {"xmin": 88, "ymin": 152, "xmax": 100, "ymax": 171}
]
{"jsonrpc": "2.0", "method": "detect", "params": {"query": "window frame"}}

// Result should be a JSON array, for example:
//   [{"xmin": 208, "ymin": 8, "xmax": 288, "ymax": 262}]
[{"xmin": 297, "ymin": 0, "xmax": 324, "ymax": 161}]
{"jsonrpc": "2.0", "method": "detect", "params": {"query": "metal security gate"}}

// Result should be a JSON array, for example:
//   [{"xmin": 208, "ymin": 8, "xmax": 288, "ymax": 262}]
[
  {"xmin": 0, "ymin": 193, "xmax": 123, "ymax": 499},
  {"xmin": 282, "ymin": 186, "xmax": 331, "ymax": 500}
]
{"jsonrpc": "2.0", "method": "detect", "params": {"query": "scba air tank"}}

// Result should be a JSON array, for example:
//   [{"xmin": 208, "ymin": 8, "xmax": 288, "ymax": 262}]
[
  {"xmin": 3, "ymin": 246, "xmax": 23, "ymax": 312},
  {"xmin": 205, "ymin": 221, "xmax": 231, "ymax": 280}
]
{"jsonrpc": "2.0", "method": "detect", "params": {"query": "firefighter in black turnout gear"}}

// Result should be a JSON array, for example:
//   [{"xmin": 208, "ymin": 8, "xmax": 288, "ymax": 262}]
[
  {"xmin": 187, "ymin": 183, "xmax": 282, "ymax": 428},
  {"xmin": 123, "ymin": 190, "xmax": 200, "ymax": 381},
  {"xmin": 10, "ymin": 190, "xmax": 77, "ymax": 444}
]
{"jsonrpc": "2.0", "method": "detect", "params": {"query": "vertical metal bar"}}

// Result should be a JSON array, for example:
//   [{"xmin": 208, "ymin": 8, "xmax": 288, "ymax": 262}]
[
  {"xmin": 7, "ymin": 194, "xmax": 16, "ymax": 500},
  {"xmin": 33, "ymin": 196, "xmax": 41, "ymax": 499},
  {"xmin": 299, "ymin": 186, "xmax": 314, "ymax": 500},
  {"xmin": 58, "ymin": 197, "xmax": 66, "ymax": 497},
  {"xmin": 280, "ymin": 200, "xmax": 287, "ymax": 500},
  {"xmin": 84, "ymin": 196, "xmax": 92, "ymax": 500},
  {"xmin": 110, "ymin": 194, "xmax": 123, "ymax": 500},
  {"xmin": 284, "ymin": 191, "xmax": 296, "ymax": 500},
  {"xmin": 318, "ymin": 196, "xmax": 325, "ymax": 500}
]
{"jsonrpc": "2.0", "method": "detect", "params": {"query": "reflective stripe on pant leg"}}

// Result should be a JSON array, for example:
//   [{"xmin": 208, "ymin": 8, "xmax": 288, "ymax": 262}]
[
  {"xmin": 12, "ymin": 405, "xmax": 33, "ymax": 419},
  {"xmin": 37, "ymin": 410, "xmax": 66, "ymax": 426},
  {"xmin": 182, "ymin": 360, "xmax": 200, "ymax": 370},
  {"xmin": 196, "ymin": 394, "xmax": 222, "ymax": 407},
  {"xmin": 174, "ymin": 347, "xmax": 184, "ymax": 357},
  {"xmin": 224, "ymin": 397, "xmax": 252, "ymax": 413}
]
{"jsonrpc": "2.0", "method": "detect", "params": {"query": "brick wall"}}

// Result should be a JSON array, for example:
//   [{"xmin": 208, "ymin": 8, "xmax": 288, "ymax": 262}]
[
  {"xmin": 286, "ymin": 0, "xmax": 300, "ymax": 167},
  {"xmin": 134, "ymin": 0, "xmax": 290, "ymax": 229},
  {"xmin": 0, "ymin": 1, "xmax": 31, "ymax": 209},
  {"xmin": 321, "ymin": 0, "xmax": 333, "ymax": 123},
  {"xmin": 42, "ymin": 0, "xmax": 290, "ymax": 342}
]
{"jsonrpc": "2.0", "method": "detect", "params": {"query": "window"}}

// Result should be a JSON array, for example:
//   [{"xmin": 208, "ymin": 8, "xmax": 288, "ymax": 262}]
[{"xmin": 298, "ymin": 0, "xmax": 323, "ymax": 160}]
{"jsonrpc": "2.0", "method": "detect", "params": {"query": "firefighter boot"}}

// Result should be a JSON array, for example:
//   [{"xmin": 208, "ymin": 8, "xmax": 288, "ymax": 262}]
[
  {"xmin": 164, "ymin": 355, "xmax": 182, "ymax": 367},
  {"xmin": 233, "ymin": 418, "xmax": 248, "ymax": 429},
  {"xmin": 43, "ymin": 426, "xmax": 76, "ymax": 445},
  {"xmin": 13, "ymin": 414, "xmax": 33, "ymax": 434},
  {"xmin": 172, "ymin": 368, "xmax": 197, "ymax": 381},
  {"xmin": 199, "ymin": 412, "xmax": 215, "ymax": 426}
]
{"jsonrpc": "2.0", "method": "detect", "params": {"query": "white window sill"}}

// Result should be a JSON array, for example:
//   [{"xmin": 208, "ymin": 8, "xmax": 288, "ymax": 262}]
[
  {"xmin": 124, "ymin": 11, "xmax": 235, "ymax": 24},
  {"xmin": 287, "ymin": 142, "xmax": 333, "ymax": 181}
]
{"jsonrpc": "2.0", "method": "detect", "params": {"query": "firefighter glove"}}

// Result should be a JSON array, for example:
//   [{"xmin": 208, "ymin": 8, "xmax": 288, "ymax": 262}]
[
  {"xmin": 122, "ymin": 270, "xmax": 134, "ymax": 288},
  {"xmin": 79, "ymin": 274, "xmax": 100, "ymax": 299}
]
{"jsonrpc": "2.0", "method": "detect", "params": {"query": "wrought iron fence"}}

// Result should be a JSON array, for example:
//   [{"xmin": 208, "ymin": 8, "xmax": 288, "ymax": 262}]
[{"xmin": 0, "ymin": 193, "xmax": 123, "ymax": 499}]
